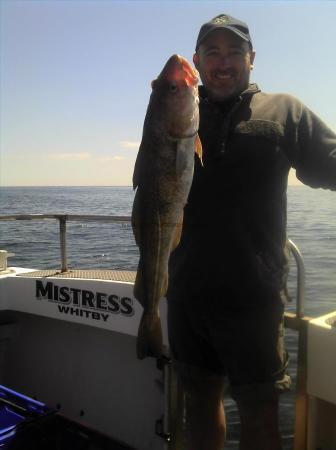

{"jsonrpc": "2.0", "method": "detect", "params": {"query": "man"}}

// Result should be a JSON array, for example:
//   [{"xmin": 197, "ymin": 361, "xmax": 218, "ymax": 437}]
[{"xmin": 167, "ymin": 14, "xmax": 336, "ymax": 450}]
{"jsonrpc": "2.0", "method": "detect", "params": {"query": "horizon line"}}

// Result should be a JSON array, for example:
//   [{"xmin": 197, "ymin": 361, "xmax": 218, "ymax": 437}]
[
  {"xmin": 0, "ymin": 184, "xmax": 305, "ymax": 188},
  {"xmin": 0, "ymin": 185, "xmax": 134, "ymax": 188}
]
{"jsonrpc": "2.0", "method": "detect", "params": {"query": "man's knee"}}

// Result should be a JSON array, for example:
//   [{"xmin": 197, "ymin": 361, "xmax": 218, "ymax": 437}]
[{"xmin": 174, "ymin": 361, "xmax": 225, "ymax": 397}]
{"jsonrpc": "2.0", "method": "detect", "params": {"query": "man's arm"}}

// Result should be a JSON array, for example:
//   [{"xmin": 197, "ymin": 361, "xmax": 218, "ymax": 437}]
[{"xmin": 289, "ymin": 102, "xmax": 336, "ymax": 190}]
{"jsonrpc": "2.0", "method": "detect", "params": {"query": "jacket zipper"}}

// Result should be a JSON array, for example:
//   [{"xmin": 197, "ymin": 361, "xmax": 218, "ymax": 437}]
[{"xmin": 218, "ymin": 96, "xmax": 243, "ymax": 155}]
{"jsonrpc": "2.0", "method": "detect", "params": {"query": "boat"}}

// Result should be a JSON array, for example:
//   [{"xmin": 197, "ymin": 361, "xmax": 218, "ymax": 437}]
[{"xmin": 0, "ymin": 213, "xmax": 335, "ymax": 450}]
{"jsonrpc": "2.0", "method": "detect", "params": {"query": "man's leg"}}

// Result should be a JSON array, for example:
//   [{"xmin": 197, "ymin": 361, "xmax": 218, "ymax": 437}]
[
  {"xmin": 167, "ymin": 297, "xmax": 227, "ymax": 449},
  {"xmin": 182, "ymin": 375, "xmax": 226, "ymax": 450},
  {"xmin": 236, "ymin": 396, "xmax": 282, "ymax": 450},
  {"xmin": 220, "ymin": 303, "xmax": 289, "ymax": 450}
]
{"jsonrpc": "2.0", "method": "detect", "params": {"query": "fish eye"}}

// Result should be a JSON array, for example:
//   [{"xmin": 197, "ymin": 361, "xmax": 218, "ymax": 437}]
[{"xmin": 169, "ymin": 83, "xmax": 178, "ymax": 92}]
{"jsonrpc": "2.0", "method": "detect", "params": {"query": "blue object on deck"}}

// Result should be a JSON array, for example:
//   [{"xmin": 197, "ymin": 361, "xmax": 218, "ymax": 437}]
[
  {"xmin": 0, "ymin": 385, "xmax": 52, "ymax": 446},
  {"xmin": 0, "ymin": 407, "xmax": 25, "ymax": 444}
]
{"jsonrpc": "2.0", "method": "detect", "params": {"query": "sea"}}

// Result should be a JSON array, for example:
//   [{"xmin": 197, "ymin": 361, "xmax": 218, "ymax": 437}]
[{"xmin": 0, "ymin": 185, "xmax": 335, "ymax": 449}]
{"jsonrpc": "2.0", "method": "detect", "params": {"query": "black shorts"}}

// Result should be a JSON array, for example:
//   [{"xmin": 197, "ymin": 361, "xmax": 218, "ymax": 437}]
[{"xmin": 167, "ymin": 292, "xmax": 291, "ymax": 402}]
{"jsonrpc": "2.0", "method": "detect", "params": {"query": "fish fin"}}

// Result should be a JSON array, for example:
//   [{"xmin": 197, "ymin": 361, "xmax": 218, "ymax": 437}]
[
  {"xmin": 137, "ymin": 311, "xmax": 163, "ymax": 360},
  {"xmin": 131, "ymin": 188, "xmax": 141, "ymax": 245},
  {"xmin": 132, "ymin": 207, "xmax": 168, "ymax": 306},
  {"xmin": 162, "ymin": 271, "xmax": 168, "ymax": 298},
  {"xmin": 134, "ymin": 258, "xmax": 168, "ymax": 309},
  {"xmin": 195, "ymin": 134, "xmax": 203, "ymax": 166},
  {"xmin": 133, "ymin": 265, "xmax": 144, "ymax": 306},
  {"xmin": 171, "ymin": 212, "xmax": 184, "ymax": 252},
  {"xmin": 132, "ymin": 190, "xmax": 145, "ymax": 306},
  {"xmin": 132, "ymin": 140, "xmax": 146, "ymax": 189}
]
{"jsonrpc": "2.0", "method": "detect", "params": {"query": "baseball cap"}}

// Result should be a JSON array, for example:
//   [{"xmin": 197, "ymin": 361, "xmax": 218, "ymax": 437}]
[{"xmin": 196, "ymin": 14, "xmax": 252, "ymax": 50}]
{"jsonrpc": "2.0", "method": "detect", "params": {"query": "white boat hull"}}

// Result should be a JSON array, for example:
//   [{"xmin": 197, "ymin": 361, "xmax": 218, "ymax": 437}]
[{"xmin": 0, "ymin": 268, "xmax": 170, "ymax": 450}]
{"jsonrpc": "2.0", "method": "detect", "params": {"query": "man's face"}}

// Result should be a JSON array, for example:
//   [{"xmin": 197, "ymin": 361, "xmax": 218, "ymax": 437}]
[{"xmin": 193, "ymin": 28, "xmax": 255, "ymax": 102}]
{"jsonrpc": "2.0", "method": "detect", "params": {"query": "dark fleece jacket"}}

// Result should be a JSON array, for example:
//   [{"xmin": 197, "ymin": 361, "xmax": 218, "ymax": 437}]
[{"xmin": 168, "ymin": 84, "xmax": 336, "ymax": 308}]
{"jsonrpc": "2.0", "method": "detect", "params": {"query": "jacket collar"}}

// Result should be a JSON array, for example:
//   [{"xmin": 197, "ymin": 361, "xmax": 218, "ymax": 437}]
[{"xmin": 199, "ymin": 83, "xmax": 260, "ymax": 102}]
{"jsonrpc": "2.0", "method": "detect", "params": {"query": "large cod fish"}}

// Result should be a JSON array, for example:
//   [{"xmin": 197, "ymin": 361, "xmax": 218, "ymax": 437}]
[{"xmin": 132, "ymin": 54, "xmax": 202, "ymax": 360}]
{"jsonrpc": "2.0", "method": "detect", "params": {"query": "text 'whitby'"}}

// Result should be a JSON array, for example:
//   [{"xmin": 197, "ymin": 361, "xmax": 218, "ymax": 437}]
[{"xmin": 36, "ymin": 280, "xmax": 134, "ymax": 318}]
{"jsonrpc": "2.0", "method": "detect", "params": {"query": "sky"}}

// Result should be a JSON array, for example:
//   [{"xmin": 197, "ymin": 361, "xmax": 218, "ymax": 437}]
[{"xmin": 1, "ymin": 0, "xmax": 335, "ymax": 187}]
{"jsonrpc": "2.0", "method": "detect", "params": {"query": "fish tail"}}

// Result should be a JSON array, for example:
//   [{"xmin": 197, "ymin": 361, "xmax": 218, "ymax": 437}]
[{"xmin": 136, "ymin": 311, "xmax": 163, "ymax": 360}]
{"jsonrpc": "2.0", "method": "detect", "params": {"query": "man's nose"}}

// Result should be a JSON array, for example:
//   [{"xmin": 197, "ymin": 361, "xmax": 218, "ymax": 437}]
[{"xmin": 217, "ymin": 55, "xmax": 233, "ymax": 68}]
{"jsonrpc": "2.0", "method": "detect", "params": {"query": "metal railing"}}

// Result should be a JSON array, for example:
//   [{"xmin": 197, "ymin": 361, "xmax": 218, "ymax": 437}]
[
  {"xmin": 0, "ymin": 214, "xmax": 306, "ymax": 314},
  {"xmin": 0, "ymin": 214, "xmax": 130, "ymax": 273},
  {"xmin": 0, "ymin": 213, "xmax": 309, "ymax": 449}
]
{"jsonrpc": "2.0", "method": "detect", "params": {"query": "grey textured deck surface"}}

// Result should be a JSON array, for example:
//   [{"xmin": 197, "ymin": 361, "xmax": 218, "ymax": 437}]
[{"xmin": 16, "ymin": 269, "xmax": 136, "ymax": 282}]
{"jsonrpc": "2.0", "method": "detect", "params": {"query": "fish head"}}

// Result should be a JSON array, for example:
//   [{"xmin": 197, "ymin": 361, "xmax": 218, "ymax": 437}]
[{"xmin": 151, "ymin": 54, "xmax": 200, "ymax": 139}]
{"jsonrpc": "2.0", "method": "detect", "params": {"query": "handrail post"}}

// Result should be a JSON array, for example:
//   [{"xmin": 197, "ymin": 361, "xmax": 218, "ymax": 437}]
[
  {"xmin": 288, "ymin": 239, "xmax": 309, "ymax": 450},
  {"xmin": 288, "ymin": 239, "xmax": 305, "ymax": 318},
  {"xmin": 59, "ymin": 216, "xmax": 68, "ymax": 272}
]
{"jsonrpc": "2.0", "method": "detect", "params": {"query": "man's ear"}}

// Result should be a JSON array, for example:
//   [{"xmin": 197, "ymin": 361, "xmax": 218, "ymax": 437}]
[
  {"xmin": 250, "ymin": 50, "xmax": 256, "ymax": 67},
  {"xmin": 193, "ymin": 52, "xmax": 200, "ymax": 70}
]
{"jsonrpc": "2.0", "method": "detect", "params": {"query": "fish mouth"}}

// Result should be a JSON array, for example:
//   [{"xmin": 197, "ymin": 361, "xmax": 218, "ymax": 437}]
[
  {"xmin": 176, "ymin": 55, "xmax": 199, "ymax": 86},
  {"xmin": 163, "ymin": 54, "xmax": 199, "ymax": 87}
]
